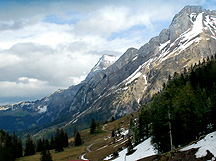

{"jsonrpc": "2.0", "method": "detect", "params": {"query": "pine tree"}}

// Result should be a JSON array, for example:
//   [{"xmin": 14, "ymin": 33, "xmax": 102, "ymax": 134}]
[
  {"xmin": 45, "ymin": 139, "xmax": 50, "ymax": 150},
  {"xmin": 73, "ymin": 126, "xmax": 78, "ymax": 137},
  {"xmin": 75, "ymin": 132, "xmax": 82, "ymax": 146},
  {"xmin": 54, "ymin": 129, "xmax": 63, "ymax": 152},
  {"xmin": 40, "ymin": 145, "xmax": 53, "ymax": 161},
  {"xmin": 127, "ymin": 138, "xmax": 133, "ymax": 154},
  {"xmin": 49, "ymin": 136, "xmax": 55, "ymax": 150},
  {"xmin": 36, "ymin": 139, "xmax": 43, "ymax": 152},
  {"xmin": 137, "ymin": 106, "xmax": 151, "ymax": 143},
  {"xmin": 111, "ymin": 116, "xmax": 115, "ymax": 122},
  {"xmin": 63, "ymin": 133, "xmax": 68, "ymax": 148},
  {"xmin": 90, "ymin": 118, "xmax": 96, "ymax": 134},
  {"xmin": 12, "ymin": 132, "xmax": 23, "ymax": 158},
  {"xmin": 24, "ymin": 134, "xmax": 35, "ymax": 156}
]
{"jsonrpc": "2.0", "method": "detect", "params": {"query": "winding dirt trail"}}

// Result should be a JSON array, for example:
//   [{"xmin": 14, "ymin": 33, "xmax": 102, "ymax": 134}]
[{"xmin": 79, "ymin": 124, "xmax": 111, "ymax": 160}]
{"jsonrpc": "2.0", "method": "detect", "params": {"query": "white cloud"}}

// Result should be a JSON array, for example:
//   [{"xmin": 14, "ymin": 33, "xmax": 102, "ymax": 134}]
[
  {"xmin": 0, "ymin": 77, "xmax": 53, "ymax": 98},
  {"xmin": 0, "ymin": 0, "xmax": 214, "ymax": 104}
]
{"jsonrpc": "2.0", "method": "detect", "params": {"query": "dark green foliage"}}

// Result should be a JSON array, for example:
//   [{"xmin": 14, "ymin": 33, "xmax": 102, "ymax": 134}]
[
  {"xmin": 0, "ymin": 130, "xmax": 23, "ymax": 161},
  {"xmin": 73, "ymin": 126, "xmax": 78, "ymax": 137},
  {"xmin": 54, "ymin": 129, "xmax": 63, "ymax": 152},
  {"xmin": 74, "ymin": 132, "xmax": 82, "ymax": 146},
  {"xmin": 113, "ymin": 151, "xmax": 119, "ymax": 157},
  {"xmin": 111, "ymin": 130, "xmax": 115, "ymax": 137},
  {"xmin": 111, "ymin": 116, "xmax": 115, "ymax": 122},
  {"xmin": 40, "ymin": 145, "xmax": 53, "ymax": 161},
  {"xmin": 37, "ymin": 138, "xmax": 53, "ymax": 152},
  {"xmin": 136, "ymin": 106, "xmax": 151, "ymax": 143},
  {"xmin": 24, "ymin": 134, "xmax": 35, "ymax": 156},
  {"xmin": 90, "ymin": 118, "xmax": 96, "ymax": 134},
  {"xmin": 127, "ymin": 138, "xmax": 133, "ymax": 153},
  {"xmin": 54, "ymin": 128, "xmax": 68, "ymax": 152},
  {"xmin": 63, "ymin": 132, "xmax": 69, "ymax": 148},
  {"xmin": 44, "ymin": 139, "xmax": 50, "ymax": 150},
  {"xmin": 49, "ymin": 136, "xmax": 55, "ymax": 150},
  {"xmin": 36, "ymin": 139, "xmax": 44, "ymax": 152},
  {"xmin": 12, "ymin": 132, "xmax": 23, "ymax": 158},
  {"xmin": 136, "ymin": 56, "xmax": 216, "ymax": 153}
]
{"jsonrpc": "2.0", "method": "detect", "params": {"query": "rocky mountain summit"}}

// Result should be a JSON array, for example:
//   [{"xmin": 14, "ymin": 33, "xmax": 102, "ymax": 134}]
[
  {"xmin": 85, "ymin": 54, "xmax": 118, "ymax": 82},
  {"xmin": 67, "ymin": 5, "xmax": 216, "ymax": 125},
  {"xmin": 1, "ymin": 5, "xmax": 216, "ymax": 135}
]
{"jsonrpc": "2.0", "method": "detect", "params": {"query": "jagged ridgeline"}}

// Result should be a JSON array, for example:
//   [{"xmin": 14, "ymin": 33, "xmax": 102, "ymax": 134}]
[
  {"xmin": 135, "ymin": 55, "xmax": 216, "ymax": 153},
  {"xmin": 1, "ymin": 5, "xmax": 216, "ymax": 139}
]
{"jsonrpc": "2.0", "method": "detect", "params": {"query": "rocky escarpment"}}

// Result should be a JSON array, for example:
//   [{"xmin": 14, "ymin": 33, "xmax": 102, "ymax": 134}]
[
  {"xmin": 66, "ymin": 6, "xmax": 216, "ymax": 126},
  {"xmin": 1, "ymin": 5, "xmax": 216, "ymax": 136}
]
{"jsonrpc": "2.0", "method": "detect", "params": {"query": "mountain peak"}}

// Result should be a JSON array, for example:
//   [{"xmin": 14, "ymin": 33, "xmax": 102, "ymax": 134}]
[
  {"xmin": 180, "ymin": 5, "xmax": 203, "ymax": 14},
  {"xmin": 85, "ymin": 54, "xmax": 118, "ymax": 81}
]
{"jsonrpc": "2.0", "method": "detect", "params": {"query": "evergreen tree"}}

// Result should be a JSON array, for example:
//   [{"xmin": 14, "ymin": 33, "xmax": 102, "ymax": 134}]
[
  {"xmin": 36, "ymin": 139, "xmax": 43, "ymax": 152},
  {"xmin": 45, "ymin": 139, "xmax": 50, "ymax": 150},
  {"xmin": 49, "ymin": 136, "xmax": 55, "ymax": 150},
  {"xmin": 137, "ymin": 106, "xmax": 151, "ymax": 143},
  {"xmin": 127, "ymin": 138, "xmax": 133, "ymax": 154},
  {"xmin": 111, "ymin": 130, "xmax": 115, "ymax": 137},
  {"xmin": 63, "ymin": 133, "xmax": 68, "ymax": 148},
  {"xmin": 24, "ymin": 134, "xmax": 35, "ymax": 156},
  {"xmin": 12, "ymin": 132, "xmax": 23, "ymax": 158},
  {"xmin": 73, "ymin": 126, "xmax": 78, "ymax": 137},
  {"xmin": 0, "ymin": 130, "xmax": 23, "ymax": 161},
  {"xmin": 54, "ymin": 129, "xmax": 63, "ymax": 152},
  {"xmin": 74, "ymin": 132, "xmax": 82, "ymax": 146},
  {"xmin": 40, "ymin": 145, "xmax": 53, "ymax": 161},
  {"xmin": 111, "ymin": 116, "xmax": 115, "ymax": 122},
  {"xmin": 90, "ymin": 118, "xmax": 96, "ymax": 134}
]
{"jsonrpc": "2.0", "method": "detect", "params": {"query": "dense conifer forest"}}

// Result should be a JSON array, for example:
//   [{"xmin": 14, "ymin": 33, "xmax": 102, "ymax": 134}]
[
  {"xmin": 0, "ymin": 128, "xmax": 68, "ymax": 161},
  {"xmin": 0, "ymin": 130, "xmax": 22, "ymax": 161},
  {"xmin": 133, "ymin": 55, "xmax": 216, "ymax": 153}
]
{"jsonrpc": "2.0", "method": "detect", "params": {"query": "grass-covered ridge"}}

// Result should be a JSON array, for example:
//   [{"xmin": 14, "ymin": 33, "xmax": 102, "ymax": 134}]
[{"xmin": 15, "ymin": 113, "xmax": 136, "ymax": 161}]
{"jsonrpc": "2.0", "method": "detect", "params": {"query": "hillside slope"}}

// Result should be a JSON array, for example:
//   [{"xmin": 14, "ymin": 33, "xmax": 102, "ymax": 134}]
[
  {"xmin": 64, "ymin": 5, "xmax": 216, "ymax": 132},
  {"xmin": 1, "ymin": 5, "xmax": 216, "ymax": 137}
]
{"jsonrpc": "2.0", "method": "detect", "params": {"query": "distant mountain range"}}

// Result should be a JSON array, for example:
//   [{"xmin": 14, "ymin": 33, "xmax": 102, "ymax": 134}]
[{"xmin": 1, "ymin": 5, "xmax": 216, "ymax": 137}]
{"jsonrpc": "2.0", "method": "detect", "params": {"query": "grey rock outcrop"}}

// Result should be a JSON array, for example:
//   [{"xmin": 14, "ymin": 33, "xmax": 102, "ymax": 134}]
[
  {"xmin": 1, "ymin": 6, "xmax": 216, "ymax": 136},
  {"xmin": 67, "ymin": 5, "xmax": 216, "ymax": 125}
]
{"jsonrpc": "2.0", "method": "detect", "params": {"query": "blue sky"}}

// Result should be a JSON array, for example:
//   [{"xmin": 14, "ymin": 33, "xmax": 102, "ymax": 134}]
[{"xmin": 0, "ymin": 0, "xmax": 215, "ymax": 104}]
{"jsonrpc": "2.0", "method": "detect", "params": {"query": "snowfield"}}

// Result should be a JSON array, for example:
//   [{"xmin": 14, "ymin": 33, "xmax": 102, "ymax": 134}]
[
  {"xmin": 181, "ymin": 131, "xmax": 216, "ymax": 160},
  {"xmin": 107, "ymin": 131, "xmax": 216, "ymax": 161},
  {"xmin": 110, "ymin": 137, "xmax": 157, "ymax": 161}
]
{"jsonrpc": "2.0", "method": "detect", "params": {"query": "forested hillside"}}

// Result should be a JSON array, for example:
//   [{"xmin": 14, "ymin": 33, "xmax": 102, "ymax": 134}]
[
  {"xmin": 134, "ymin": 55, "xmax": 216, "ymax": 153},
  {"xmin": 0, "ymin": 130, "xmax": 23, "ymax": 161}
]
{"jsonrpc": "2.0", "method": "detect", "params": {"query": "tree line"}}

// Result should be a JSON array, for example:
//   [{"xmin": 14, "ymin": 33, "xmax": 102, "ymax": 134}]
[
  {"xmin": 130, "ymin": 55, "xmax": 216, "ymax": 153},
  {"xmin": 0, "ymin": 128, "xmax": 69, "ymax": 161},
  {"xmin": 0, "ymin": 130, "xmax": 22, "ymax": 161}
]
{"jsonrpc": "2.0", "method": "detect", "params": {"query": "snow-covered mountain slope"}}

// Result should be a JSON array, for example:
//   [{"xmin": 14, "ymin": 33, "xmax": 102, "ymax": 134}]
[
  {"xmin": 65, "ymin": 5, "xmax": 216, "ymax": 129},
  {"xmin": 181, "ymin": 131, "xmax": 216, "ymax": 160},
  {"xmin": 111, "ymin": 138, "xmax": 157, "ymax": 161},
  {"xmin": 85, "ymin": 54, "xmax": 118, "ymax": 81},
  {"xmin": 1, "ymin": 5, "xmax": 216, "ymax": 136},
  {"xmin": 111, "ymin": 131, "xmax": 216, "ymax": 161}
]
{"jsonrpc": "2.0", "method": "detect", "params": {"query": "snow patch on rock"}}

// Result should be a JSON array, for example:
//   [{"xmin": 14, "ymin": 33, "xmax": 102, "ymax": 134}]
[
  {"xmin": 37, "ymin": 105, "xmax": 47, "ymax": 113},
  {"xmin": 112, "ymin": 137, "xmax": 157, "ymax": 161},
  {"xmin": 181, "ymin": 131, "xmax": 216, "ymax": 160}
]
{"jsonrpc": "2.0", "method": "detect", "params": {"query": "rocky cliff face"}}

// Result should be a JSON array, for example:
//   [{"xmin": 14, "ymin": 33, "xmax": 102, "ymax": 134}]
[
  {"xmin": 1, "ymin": 6, "xmax": 216, "ymax": 135},
  {"xmin": 66, "ymin": 6, "xmax": 216, "ymax": 126}
]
